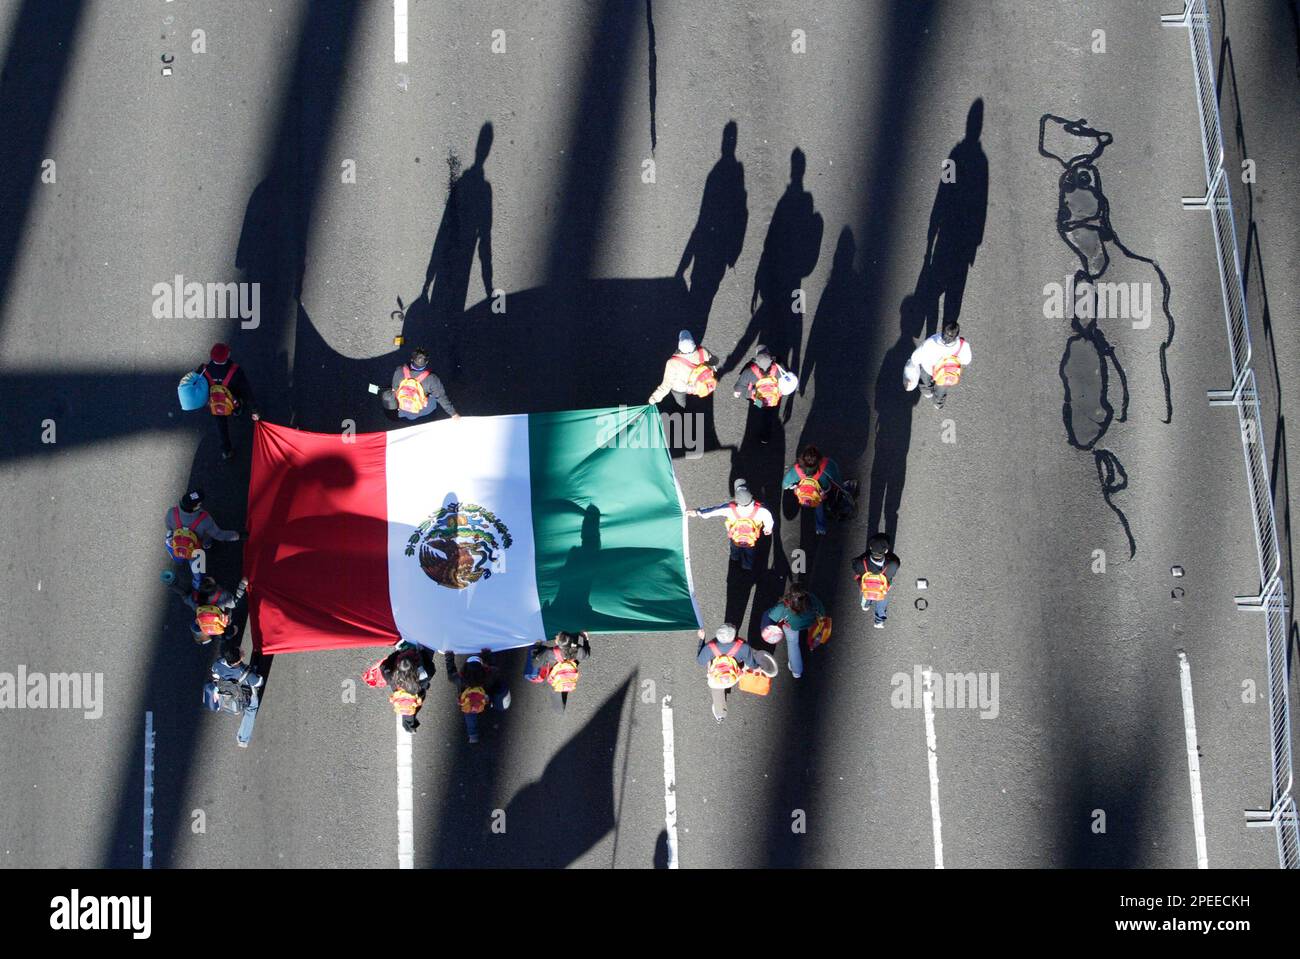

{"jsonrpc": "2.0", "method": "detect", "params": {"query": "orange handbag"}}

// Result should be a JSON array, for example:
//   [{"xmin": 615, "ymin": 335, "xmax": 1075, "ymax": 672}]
[{"xmin": 738, "ymin": 669, "xmax": 771, "ymax": 696}]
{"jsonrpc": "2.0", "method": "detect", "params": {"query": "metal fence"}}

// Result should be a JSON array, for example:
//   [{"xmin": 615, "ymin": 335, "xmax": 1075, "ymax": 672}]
[{"xmin": 1163, "ymin": 0, "xmax": 1298, "ymax": 868}]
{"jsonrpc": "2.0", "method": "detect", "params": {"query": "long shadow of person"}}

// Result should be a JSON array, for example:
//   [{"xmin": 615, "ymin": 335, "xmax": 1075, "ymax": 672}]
[
  {"xmin": 868, "ymin": 294, "xmax": 924, "ymax": 545},
  {"xmin": 675, "ymin": 120, "xmax": 748, "ymax": 335},
  {"xmin": 921, "ymin": 98, "xmax": 988, "ymax": 337},
  {"xmin": 409, "ymin": 122, "xmax": 495, "ymax": 372},
  {"xmin": 721, "ymin": 148, "xmax": 823, "ymax": 387}
]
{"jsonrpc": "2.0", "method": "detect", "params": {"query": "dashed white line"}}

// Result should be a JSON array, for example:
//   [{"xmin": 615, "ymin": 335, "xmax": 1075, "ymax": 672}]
[
  {"xmin": 394, "ymin": 0, "xmax": 408, "ymax": 64},
  {"xmin": 396, "ymin": 714, "xmax": 414, "ymax": 869},
  {"xmin": 143, "ymin": 711, "xmax": 155, "ymax": 870},
  {"xmin": 1177, "ymin": 651, "xmax": 1209, "ymax": 868},
  {"xmin": 661, "ymin": 695, "xmax": 679, "ymax": 869},
  {"xmin": 921, "ymin": 667, "xmax": 944, "ymax": 869}
]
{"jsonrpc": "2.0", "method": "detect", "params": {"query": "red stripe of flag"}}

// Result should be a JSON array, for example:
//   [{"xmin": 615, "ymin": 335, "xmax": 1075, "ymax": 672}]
[{"xmin": 245, "ymin": 421, "xmax": 399, "ymax": 654}]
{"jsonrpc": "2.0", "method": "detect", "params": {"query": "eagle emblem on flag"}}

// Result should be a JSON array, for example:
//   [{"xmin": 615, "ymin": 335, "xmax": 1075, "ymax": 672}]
[{"xmin": 405, "ymin": 502, "xmax": 513, "ymax": 590}]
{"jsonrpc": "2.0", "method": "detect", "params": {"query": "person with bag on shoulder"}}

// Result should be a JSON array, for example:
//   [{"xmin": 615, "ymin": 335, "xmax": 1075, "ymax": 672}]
[
  {"xmin": 164, "ymin": 488, "xmax": 242, "ymax": 585},
  {"xmin": 852, "ymin": 533, "xmax": 901, "ymax": 630},
  {"xmin": 782, "ymin": 444, "xmax": 857, "ymax": 536},
  {"xmin": 205, "ymin": 643, "xmax": 263, "ymax": 747},
  {"xmin": 169, "ymin": 575, "xmax": 248, "ymax": 646},
  {"xmin": 904, "ymin": 322, "xmax": 971, "ymax": 410},
  {"xmin": 388, "ymin": 347, "xmax": 460, "ymax": 422},
  {"xmin": 649, "ymin": 329, "xmax": 720, "ymax": 408},
  {"xmin": 524, "ymin": 631, "xmax": 590, "ymax": 712},
  {"xmin": 759, "ymin": 582, "xmax": 827, "ymax": 680},
  {"xmin": 380, "ymin": 643, "xmax": 437, "ymax": 732},
  {"xmin": 687, "ymin": 478, "xmax": 774, "ymax": 572},
  {"xmin": 444, "ymin": 649, "xmax": 510, "ymax": 744},
  {"xmin": 732, "ymin": 346, "xmax": 794, "ymax": 443},
  {"xmin": 194, "ymin": 342, "xmax": 259, "ymax": 461},
  {"xmin": 697, "ymin": 624, "xmax": 769, "ymax": 724}
]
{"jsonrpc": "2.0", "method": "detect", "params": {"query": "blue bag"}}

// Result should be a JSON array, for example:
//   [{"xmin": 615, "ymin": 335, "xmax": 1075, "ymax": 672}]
[{"xmin": 178, "ymin": 371, "xmax": 209, "ymax": 411}]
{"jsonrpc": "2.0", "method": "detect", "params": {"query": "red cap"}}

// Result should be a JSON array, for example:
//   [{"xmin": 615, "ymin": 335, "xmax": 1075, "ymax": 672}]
[{"xmin": 210, "ymin": 342, "xmax": 231, "ymax": 364}]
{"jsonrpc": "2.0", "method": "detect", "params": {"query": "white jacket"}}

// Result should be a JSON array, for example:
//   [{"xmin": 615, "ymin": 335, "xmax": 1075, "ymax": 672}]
[{"xmin": 904, "ymin": 334, "xmax": 972, "ymax": 390}]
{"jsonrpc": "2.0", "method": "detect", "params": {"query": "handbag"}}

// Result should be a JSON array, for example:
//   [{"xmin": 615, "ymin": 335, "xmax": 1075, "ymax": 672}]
[{"xmin": 738, "ymin": 668, "xmax": 771, "ymax": 696}]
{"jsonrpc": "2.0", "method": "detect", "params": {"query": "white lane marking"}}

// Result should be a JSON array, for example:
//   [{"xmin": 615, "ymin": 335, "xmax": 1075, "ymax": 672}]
[
  {"xmin": 1177, "ymin": 651, "xmax": 1209, "ymax": 868},
  {"xmin": 661, "ymin": 695, "xmax": 679, "ymax": 869},
  {"xmin": 921, "ymin": 667, "xmax": 944, "ymax": 869},
  {"xmin": 143, "ymin": 711, "xmax": 155, "ymax": 869},
  {"xmin": 394, "ymin": 0, "xmax": 408, "ymax": 64},
  {"xmin": 396, "ymin": 713, "xmax": 414, "ymax": 868}
]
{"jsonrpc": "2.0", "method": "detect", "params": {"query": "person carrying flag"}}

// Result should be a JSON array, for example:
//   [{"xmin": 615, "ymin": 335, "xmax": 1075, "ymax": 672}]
[{"xmin": 688, "ymin": 479, "xmax": 774, "ymax": 572}]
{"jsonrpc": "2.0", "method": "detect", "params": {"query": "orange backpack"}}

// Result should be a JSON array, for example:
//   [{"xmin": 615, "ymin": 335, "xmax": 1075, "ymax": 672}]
[
  {"xmin": 548, "ymin": 656, "xmax": 581, "ymax": 693},
  {"xmin": 932, "ymin": 343, "xmax": 964, "ymax": 387},
  {"xmin": 706, "ymin": 641, "xmax": 744, "ymax": 689},
  {"xmin": 859, "ymin": 569, "xmax": 890, "ymax": 602},
  {"xmin": 390, "ymin": 689, "xmax": 423, "ymax": 716},
  {"xmin": 204, "ymin": 365, "xmax": 238, "ymax": 416},
  {"xmin": 749, "ymin": 363, "xmax": 782, "ymax": 406},
  {"xmin": 459, "ymin": 686, "xmax": 489, "ymax": 714},
  {"xmin": 724, "ymin": 504, "xmax": 763, "ymax": 547},
  {"xmin": 167, "ymin": 507, "xmax": 208, "ymax": 560},
  {"xmin": 793, "ymin": 459, "xmax": 828, "ymax": 507},
  {"xmin": 395, "ymin": 366, "xmax": 430, "ymax": 413},
  {"xmin": 673, "ymin": 350, "xmax": 717, "ymax": 397},
  {"xmin": 195, "ymin": 604, "xmax": 229, "ymax": 636}
]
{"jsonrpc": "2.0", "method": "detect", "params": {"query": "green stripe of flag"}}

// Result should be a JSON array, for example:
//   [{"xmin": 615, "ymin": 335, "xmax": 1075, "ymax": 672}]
[{"xmin": 529, "ymin": 405, "xmax": 699, "ymax": 635}]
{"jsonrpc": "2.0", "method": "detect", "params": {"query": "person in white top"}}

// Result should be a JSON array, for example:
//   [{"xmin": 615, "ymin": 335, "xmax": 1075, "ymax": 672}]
[
  {"xmin": 904, "ymin": 322, "xmax": 972, "ymax": 409},
  {"xmin": 687, "ymin": 479, "xmax": 775, "ymax": 572}
]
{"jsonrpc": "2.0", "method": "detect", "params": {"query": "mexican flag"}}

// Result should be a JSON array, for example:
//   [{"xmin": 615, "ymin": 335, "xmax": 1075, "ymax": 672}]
[{"xmin": 244, "ymin": 406, "xmax": 700, "ymax": 654}]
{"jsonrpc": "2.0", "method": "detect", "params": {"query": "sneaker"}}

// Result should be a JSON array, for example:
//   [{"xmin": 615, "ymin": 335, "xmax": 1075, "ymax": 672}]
[
  {"xmin": 791, "ymin": 671, "xmax": 802, "ymax": 679},
  {"xmin": 816, "ymin": 527, "xmax": 827, "ymax": 536},
  {"xmin": 468, "ymin": 734, "xmax": 480, "ymax": 744},
  {"xmin": 873, "ymin": 620, "xmax": 885, "ymax": 629},
  {"xmin": 861, "ymin": 597, "xmax": 869, "ymax": 611},
  {"xmin": 237, "ymin": 740, "xmax": 249, "ymax": 748},
  {"xmin": 221, "ymin": 448, "xmax": 235, "ymax": 461},
  {"xmin": 500, "ymin": 691, "xmax": 511, "ymax": 710},
  {"xmin": 712, "ymin": 703, "xmax": 726, "ymax": 723},
  {"xmin": 920, "ymin": 386, "xmax": 934, "ymax": 398}
]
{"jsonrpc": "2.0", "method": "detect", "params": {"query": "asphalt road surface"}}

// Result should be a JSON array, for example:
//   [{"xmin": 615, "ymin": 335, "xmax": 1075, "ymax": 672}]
[{"xmin": 1, "ymin": 0, "xmax": 1298, "ymax": 869}]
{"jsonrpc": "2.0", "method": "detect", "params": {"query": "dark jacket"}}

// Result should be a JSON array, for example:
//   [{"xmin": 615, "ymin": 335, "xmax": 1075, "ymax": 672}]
[
  {"xmin": 194, "ymin": 360, "xmax": 256, "ymax": 412},
  {"xmin": 392, "ymin": 364, "xmax": 457, "ymax": 416},
  {"xmin": 851, "ymin": 551, "xmax": 901, "ymax": 587}
]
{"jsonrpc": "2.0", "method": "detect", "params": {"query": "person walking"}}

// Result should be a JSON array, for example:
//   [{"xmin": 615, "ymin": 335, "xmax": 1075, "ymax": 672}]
[
  {"xmin": 759, "ymin": 582, "xmax": 826, "ymax": 680},
  {"xmin": 904, "ymin": 322, "xmax": 971, "ymax": 410},
  {"xmin": 381, "ymin": 643, "xmax": 437, "ymax": 732},
  {"xmin": 733, "ymin": 346, "xmax": 788, "ymax": 443},
  {"xmin": 390, "ymin": 347, "xmax": 461, "ymax": 422},
  {"xmin": 170, "ymin": 575, "xmax": 247, "ymax": 646},
  {"xmin": 851, "ymin": 533, "xmax": 901, "ymax": 629},
  {"xmin": 524, "ymin": 631, "xmax": 591, "ymax": 712},
  {"xmin": 649, "ymin": 330, "xmax": 719, "ymax": 408},
  {"xmin": 206, "ymin": 643, "xmax": 264, "ymax": 747},
  {"xmin": 164, "ymin": 488, "xmax": 241, "ymax": 585},
  {"xmin": 444, "ymin": 650, "xmax": 510, "ymax": 744},
  {"xmin": 697, "ymin": 624, "xmax": 767, "ymax": 723},
  {"xmin": 194, "ymin": 342, "xmax": 259, "ymax": 461},
  {"xmin": 782, "ymin": 444, "xmax": 854, "ymax": 536},
  {"xmin": 688, "ymin": 479, "xmax": 774, "ymax": 572}
]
